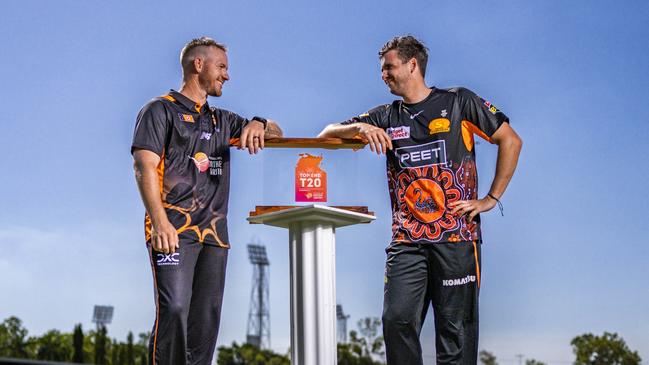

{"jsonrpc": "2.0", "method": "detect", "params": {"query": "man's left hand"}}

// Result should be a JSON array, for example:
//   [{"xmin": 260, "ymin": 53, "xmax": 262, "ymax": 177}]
[
  {"xmin": 240, "ymin": 120, "xmax": 265, "ymax": 154},
  {"xmin": 448, "ymin": 197, "xmax": 497, "ymax": 221}
]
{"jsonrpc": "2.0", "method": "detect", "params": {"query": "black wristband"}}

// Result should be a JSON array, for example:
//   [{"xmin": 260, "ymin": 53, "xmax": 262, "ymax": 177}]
[
  {"xmin": 251, "ymin": 116, "xmax": 268, "ymax": 129},
  {"xmin": 487, "ymin": 193, "xmax": 504, "ymax": 216}
]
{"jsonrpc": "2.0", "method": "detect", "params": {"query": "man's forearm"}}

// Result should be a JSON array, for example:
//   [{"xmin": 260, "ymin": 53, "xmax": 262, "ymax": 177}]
[
  {"xmin": 265, "ymin": 120, "xmax": 284, "ymax": 138},
  {"xmin": 317, "ymin": 123, "xmax": 360, "ymax": 138},
  {"xmin": 134, "ymin": 162, "xmax": 169, "ymax": 227},
  {"xmin": 488, "ymin": 136, "xmax": 522, "ymax": 198}
]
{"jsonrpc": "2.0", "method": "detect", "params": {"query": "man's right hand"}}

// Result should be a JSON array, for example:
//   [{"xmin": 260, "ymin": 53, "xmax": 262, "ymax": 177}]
[
  {"xmin": 357, "ymin": 123, "xmax": 393, "ymax": 155},
  {"xmin": 150, "ymin": 219, "xmax": 179, "ymax": 254}
]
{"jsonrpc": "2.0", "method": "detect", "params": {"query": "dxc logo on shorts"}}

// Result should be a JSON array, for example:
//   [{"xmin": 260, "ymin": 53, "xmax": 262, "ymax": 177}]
[{"xmin": 156, "ymin": 253, "xmax": 180, "ymax": 266}]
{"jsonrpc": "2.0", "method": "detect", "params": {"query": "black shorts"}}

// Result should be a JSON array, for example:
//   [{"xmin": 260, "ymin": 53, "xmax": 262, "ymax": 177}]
[
  {"xmin": 147, "ymin": 240, "xmax": 228, "ymax": 365},
  {"xmin": 382, "ymin": 241, "xmax": 481, "ymax": 365}
]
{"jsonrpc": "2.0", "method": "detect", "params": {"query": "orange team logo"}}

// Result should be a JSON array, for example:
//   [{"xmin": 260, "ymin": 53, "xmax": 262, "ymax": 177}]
[
  {"xmin": 396, "ymin": 166, "xmax": 463, "ymax": 242},
  {"xmin": 189, "ymin": 152, "xmax": 209, "ymax": 173},
  {"xmin": 404, "ymin": 179, "xmax": 446, "ymax": 223},
  {"xmin": 428, "ymin": 118, "xmax": 451, "ymax": 134}
]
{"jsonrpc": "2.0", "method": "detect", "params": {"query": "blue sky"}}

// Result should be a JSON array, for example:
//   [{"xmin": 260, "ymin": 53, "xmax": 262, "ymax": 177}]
[{"xmin": 1, "ymin": 0, "xmax": 648, "ymax": 363}]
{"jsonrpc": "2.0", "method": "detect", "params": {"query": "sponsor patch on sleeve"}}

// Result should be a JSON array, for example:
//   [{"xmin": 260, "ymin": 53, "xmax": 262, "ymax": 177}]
[
  {"xmin": 386, "ymin": 126, "xmax": 410, "ymax": 140},
  {"xmin": 482, "ymin": 100, "xmax": 499, "ymax": 115}
]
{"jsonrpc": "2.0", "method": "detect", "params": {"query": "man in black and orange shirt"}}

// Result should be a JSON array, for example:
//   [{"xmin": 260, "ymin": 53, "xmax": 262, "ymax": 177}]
[
  {"xmin": 131, "ymin": 37, "xmax": 282, "ymax": 365},
  {"xmin": 319, "ymin": 36, "xmax": 522, "ymax": 364}
]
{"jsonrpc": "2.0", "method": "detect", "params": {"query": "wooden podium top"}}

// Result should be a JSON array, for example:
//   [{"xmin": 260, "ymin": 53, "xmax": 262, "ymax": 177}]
[
  {"xmin": 248, "ymin": 204, "xmax": 375, "ymax": 227},
  {"xmin": 249, "ymin": 205, "xmax": 374, "ymax": 223},
  {"xmin": 229, "ymin": 137, "xmax": 367, "ymax": 150}
]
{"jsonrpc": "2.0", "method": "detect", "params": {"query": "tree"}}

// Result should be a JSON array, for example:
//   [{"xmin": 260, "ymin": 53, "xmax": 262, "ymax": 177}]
[
  {"xmin": 571, "ymin": 332, "xmax": 641, "ymax": 365},
  {"xmin": 83, "ymin": 329, "xmax": 97, "ymax": 364},
  {"xmin": 95, "ymin": 325, "xmax": 108, "ymax": 365},
  {"xmin": 126, "ymin": 331, "xmax": 135, "ymax": 365},
  {"xmin": 479, "ymin": 350, "xmax": 498, "ymax": 365},
  {"xmin": 135, "ymin": 332, "xmax": 149, "ymax": 365},
  {"xmin": 32, "ymin": 329, "xmax": 73, "ymax": 361},
  {"xmin": 111, "ymin": 340, "xmax": 119, "ymax": 365},
  {"xmin": 0, "ymin": 316, "xmax": 31, "ymax": 358},
  {"xmin": 118, "ymin": 342, "xmax": 128, "ymax": 365},
  {"xmin": 336, "ymin": 317, "xmax": 385, "ymax": 365},
  {"xmin": 354, "ymin": 317, "xmax": 384, "ymax": 359},
  {"xmin": 216, "ymin": 342, "xmax": 290, "ymax": 365},
  {"xmin": 338, "ymin": 342, "xmax": 382, "ymax": 365},
  {"xmin": 73, "ymin": 324, "xmax": 84, "ymax": 363},
  {"xmin": 138, "ymin": 352, "xmax": 147, "ymax": 365}
]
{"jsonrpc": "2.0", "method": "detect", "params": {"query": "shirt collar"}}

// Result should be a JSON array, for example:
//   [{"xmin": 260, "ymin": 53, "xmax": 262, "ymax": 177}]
[
  {"xmin": 402, "ymin": 87, "xmax": 437, "ymax": 108},
  {"xmin": 169, "ymin": 89, "xmax": 210, "ymax": 113}
]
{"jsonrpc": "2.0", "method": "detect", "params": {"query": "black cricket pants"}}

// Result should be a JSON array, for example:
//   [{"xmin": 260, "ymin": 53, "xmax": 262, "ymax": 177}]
[
  {"xmin": 382, "ymin": 241, "xmax": 481, "ymax": 365},
  {"xmin": 147, "ymin": 240, "xmax": 228, "ymax": 365}
]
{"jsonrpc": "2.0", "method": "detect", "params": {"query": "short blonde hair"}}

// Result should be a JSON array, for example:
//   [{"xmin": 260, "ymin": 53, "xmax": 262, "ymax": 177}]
[{"xmin": 180, "ymin": 37, "xmax": 227, "ymax": 73}]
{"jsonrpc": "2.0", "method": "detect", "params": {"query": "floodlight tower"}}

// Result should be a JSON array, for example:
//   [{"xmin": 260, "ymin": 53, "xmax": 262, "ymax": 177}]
[
  {"xmin": 336, "ymin": 304, "xmax": 349, "ymax": 343},
  {"xmin": 92, "ymin": 305, "xmax": 114, "ymax": 331},
  {"xmin": 246, "ymin": 243, "xmax": 271, "ymax": 349}
]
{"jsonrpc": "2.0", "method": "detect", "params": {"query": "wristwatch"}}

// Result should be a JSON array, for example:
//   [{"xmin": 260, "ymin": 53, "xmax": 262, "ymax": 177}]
[{"xmin": 251, "ymin": 116, "xmax": 268, "ymax": 129}]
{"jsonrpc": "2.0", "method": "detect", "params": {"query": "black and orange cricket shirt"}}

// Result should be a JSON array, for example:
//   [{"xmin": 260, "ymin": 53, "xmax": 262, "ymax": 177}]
[
  {"xmin": 342, "ymin": 87, "xmax": 509, "ymax": 244},
  {"xmin": 132, "ymin": 90, "xmax": 250, "ymax": 247}
]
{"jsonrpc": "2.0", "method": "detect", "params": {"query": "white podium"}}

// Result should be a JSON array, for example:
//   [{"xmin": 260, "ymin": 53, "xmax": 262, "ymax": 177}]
[{"xmin": 248, "ymin": 204, "xmax": 375, "ymax": 365}]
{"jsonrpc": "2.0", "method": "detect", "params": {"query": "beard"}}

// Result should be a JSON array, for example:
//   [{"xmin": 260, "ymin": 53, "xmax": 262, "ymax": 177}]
[
  {"xmin": 207, "ymin": 88, "xmax": 222, "ymax": 97},
  {"xmin": 206, "ymin": 81, "xmax": 223, "ymax": 97},
  {"xmin": 199, "ymin": 74, "xmax": 223, "ymax": 97},
  {"xmin": 386, "ymin": 80, "xmax": 403, "ymax": 96}
]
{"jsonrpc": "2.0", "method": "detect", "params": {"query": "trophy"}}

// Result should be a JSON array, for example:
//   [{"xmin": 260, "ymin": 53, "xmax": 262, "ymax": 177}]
[{"xmin": 231, "ymin": 137, "xmax": 375, "ymax": 365}]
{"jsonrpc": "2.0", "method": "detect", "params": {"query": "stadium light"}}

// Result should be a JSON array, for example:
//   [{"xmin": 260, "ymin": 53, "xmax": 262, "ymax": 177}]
[
  {"xmin": 92, "ymin": 305, "xmax": 114, "ymax": 330},
  {"xmin": 248, "ymin": 244, "xmax": 269, "ymax": 265}
]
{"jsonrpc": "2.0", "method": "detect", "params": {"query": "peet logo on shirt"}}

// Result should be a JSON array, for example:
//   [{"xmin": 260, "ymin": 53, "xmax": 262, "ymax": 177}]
[
  {"xmin": 387, "ymin": 126, "xmax": 410, "ymax": 140},
  {"xmin": 395, "ymin": 140, "xmax": 447, "ymax": 168}
]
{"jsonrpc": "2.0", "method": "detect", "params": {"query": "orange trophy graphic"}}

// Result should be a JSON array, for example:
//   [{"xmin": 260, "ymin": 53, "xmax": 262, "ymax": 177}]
[{"xmin": 295, "ymin": 153, "xmax": 327, "ymax": 202}]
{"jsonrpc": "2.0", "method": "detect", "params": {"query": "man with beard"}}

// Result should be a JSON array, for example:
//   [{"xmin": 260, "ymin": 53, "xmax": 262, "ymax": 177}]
[
  {"xmin": 318, "ymin": 35, "xmax": 522, "ymax": 364},
  {"xmin": 131, "ymin": 37, "xmax": 282, "ymax": 365}
]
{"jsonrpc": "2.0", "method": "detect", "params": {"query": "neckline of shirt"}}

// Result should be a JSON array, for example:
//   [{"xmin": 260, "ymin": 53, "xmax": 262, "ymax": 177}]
[
  {"xmin": 402, "ymin": 87, "xmax": 437, "ymax": 108},
  {"xmin": 169, "ymin": 89, "xmax": 210, "ymax": 113}
]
